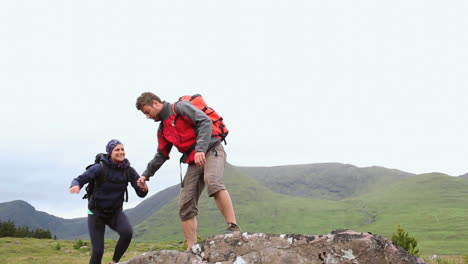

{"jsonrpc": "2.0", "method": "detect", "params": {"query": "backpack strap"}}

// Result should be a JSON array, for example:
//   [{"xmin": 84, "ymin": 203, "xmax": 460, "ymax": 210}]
[
  {"xmin": 123, "ymin": 168, "xmax": 130, "ymax": 202},
  {"xmin": 98, "ymin": 161, "xmax": 108, "ymax": 185},
  {"xmin": 171, "ymin": 102, "xmax": 182, "ymax": 125}
]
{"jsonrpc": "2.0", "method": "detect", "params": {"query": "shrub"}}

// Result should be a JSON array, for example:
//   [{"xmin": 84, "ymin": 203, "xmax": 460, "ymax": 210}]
[
  {"xmin": 54, "ymin": 242, "xmax": 61, "ymax": 251},
  {"xmin": 73, "ymin": 239, "xmax": 85, "ymax": 250},
  {"xmin": 391, "ymin": 224, "xmax": 419, "ymax": 256}
]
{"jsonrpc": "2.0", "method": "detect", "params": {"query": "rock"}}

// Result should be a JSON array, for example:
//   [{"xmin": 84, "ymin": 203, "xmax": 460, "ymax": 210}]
[{"xmin": 122, "ymin": 230, "xmax": 428, "ymax": 264}]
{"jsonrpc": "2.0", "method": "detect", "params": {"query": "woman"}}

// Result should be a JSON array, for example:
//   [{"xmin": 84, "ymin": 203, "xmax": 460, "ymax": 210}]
[{"xmin": 70, "ymin": 139, "xmax": 148, "ymax": 264}]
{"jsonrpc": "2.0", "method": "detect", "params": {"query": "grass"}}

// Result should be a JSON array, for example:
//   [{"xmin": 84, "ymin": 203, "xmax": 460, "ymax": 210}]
[
  {"xmin": 422, "ymin": 255, "xmax": 468, "ymax": 264},
  {"xmin": 132, "ymin": 171, "xmax": 366, "ymax": 242},
  {"xmin": 0, "ymin": 237, "xmax": 186, "ymax": 264},
  {"xmin": 345, "ymin": 173, "xmax": 468, "ymax": 255},
  {"xmin": 131, "ymin": 171, "xmax": 468, "ymax": 256},
  {"xmin": 1, "ymin": 237, "xmax": 468, "ymax": 264}
]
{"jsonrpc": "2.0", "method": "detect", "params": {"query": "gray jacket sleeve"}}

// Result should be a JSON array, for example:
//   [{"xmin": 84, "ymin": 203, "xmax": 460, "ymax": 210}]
[
  {"xmin": 141, "ymin": 151, "xmax": 169, "ymax": 179},
  {"xmin": 142, "ymin": 123, "xmax": 172, "ymax": 179},
  {"xmin": 175, "ymin": 101, "xmax": 213, "ymax": 153}
]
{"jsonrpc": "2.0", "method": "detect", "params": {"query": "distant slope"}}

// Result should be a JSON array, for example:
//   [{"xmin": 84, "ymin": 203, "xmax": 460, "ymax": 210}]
[
  {"xmin": 3, "ymin": 164, "xmax": 468, "ymax": 255},
  {"xmin": 125, "ymin": 184, "xmax": 180, "ymax": 225},
  {"xmin": 459, "ymin": 173, "xmax": 468, "ymax": 179},
  {"xmin": 73, "ymin": 184, "xmax": 181, "ymax": 239},
  {"xmin": 236, "ymin": 163, "xmax": 414, "ymax": 200},
  {"xmin": 346, "ymin": 172, "xmax": 468, "ymax": 255},
  {"xmin": 0, "ymin": 200, "xmax": 87, "ymax": 239},
  {"xmin": 132, "ymin": 167, "xmax": 468, "ymax": 255},
  {"xmin": 0, "ymin": 184, "xmax": 181, "ymax": 240},
  {"xmin": 132, "ymin": 163, "xmax": 364, "ymax": 242}
]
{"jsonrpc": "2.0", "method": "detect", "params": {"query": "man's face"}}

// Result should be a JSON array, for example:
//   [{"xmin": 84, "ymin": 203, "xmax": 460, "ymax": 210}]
[{"xmin": 141, "ymin": 101, "xmax": 162, "ymax": 122}]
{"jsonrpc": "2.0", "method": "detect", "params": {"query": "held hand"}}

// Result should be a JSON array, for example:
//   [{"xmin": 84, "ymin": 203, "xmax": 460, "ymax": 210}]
[
  {"xmin": 69, "ymin": 185, "xmax": 80, "ymax": 194},
  {"xmin": 137, "ymin": 176, "xmax": 147, "ymax": 189},
  {"xmin": 194, "ymin": 152, "xmax": 206, "ymax": 167},
  {"xmin": 140, "ymin": 181, "xmax": 148, "ymax": 192}
]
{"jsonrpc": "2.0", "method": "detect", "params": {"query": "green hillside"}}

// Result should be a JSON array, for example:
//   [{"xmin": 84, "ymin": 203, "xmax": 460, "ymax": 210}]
[
  {"xmin": 2, "ymin": 163, "xmax": 467, "ymax": 255},
  {"xmin": 0, "ymin": 200, "xmax": 88, "ymax": 239},
  {"xmin": 346, "ymin": 173, "xmax": 468, "ymax": 255},
  {"xmin": 237, "ymin": 163, "xmax": 414, "ymax": 200},
  {"xmin": 132, "ymin": 164, "xmax": 364, "ymax": 241},
  {"xmin": 132, "ymin": 166, "xmax": 468, "ymax": 255}
]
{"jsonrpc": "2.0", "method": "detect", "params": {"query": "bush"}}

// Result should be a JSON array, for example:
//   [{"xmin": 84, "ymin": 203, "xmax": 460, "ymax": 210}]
[
  {"xmin": 73, "ymin": 239, "xmax": 85, "ymax": 250},
  {"xmin": 0, "ymin": 219, "xmax": 52, "ymax": 239},
  {"xmin": 54, "ymin": 242, "xmax": 61, "ymax": 251},
  {"xmin": 0, "ymin": 220, "xmax": 16, "ymax": 237},
  {"xmin": 391, "ymin": 224, "xmax": 419, "ymax": 256}
]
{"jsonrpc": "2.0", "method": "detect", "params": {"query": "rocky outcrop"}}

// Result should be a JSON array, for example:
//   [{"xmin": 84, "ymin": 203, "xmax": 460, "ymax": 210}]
[{"xmin": 122, "ymin": 229, "xmax": 427, "ymax": 264}]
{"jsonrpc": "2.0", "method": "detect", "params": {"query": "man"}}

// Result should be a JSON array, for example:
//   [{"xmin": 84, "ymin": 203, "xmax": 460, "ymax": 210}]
[{"xmin": 135, "ymin": 92, "xmax": 240, "ymax": 249}]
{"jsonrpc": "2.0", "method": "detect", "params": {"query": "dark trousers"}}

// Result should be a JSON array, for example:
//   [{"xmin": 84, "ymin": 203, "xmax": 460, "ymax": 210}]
[{"xmin": 87, "ymin": 211, "xmax": 133, "ymax": 264}]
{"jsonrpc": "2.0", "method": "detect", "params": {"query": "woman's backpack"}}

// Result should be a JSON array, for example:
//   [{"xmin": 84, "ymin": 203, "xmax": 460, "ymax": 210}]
[{"xmin": 82, "ymin": 153, "xmax": 131, "ymax": 208}]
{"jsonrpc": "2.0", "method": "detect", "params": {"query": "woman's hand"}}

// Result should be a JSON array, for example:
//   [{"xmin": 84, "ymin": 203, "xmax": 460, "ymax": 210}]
[
  {"xmin": 137, "ymin": 176, "xmax": 147, "ymax": 189},
  {"xmin": 69, "ymin": 185, "xmax": 80, "ymax": 194},
  {"xmin": 140, "ymin": 181, "xmax": 148, "ymax": 192}
]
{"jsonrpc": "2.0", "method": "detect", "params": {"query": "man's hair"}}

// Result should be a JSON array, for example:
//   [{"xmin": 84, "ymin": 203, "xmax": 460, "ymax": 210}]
[{"xmin": 136, "ymin": 92, "xmax": 163, "ymax": 110}]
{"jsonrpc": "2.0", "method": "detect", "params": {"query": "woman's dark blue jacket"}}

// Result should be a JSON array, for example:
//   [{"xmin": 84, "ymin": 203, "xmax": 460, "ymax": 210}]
[{"xmin": 70, "ymin": 154, "xmax": 147, "ymax": 216}]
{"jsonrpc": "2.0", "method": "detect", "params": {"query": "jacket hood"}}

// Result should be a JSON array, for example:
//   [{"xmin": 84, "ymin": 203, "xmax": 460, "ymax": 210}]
[{"xmin": 100, "ymin": 153, "xmax": 130, "ymax": 169}]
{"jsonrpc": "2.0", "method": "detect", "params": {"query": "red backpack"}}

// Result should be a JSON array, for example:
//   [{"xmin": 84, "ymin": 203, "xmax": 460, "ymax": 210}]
[{"xmin": 172, "ymin": 94, "xmax": 229, "ymax": 144}]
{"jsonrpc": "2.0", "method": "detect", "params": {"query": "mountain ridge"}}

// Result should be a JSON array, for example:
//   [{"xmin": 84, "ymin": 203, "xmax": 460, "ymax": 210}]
[{"xmin": 1, "ymin": 162, "xmax": 467, "ymax": 254}]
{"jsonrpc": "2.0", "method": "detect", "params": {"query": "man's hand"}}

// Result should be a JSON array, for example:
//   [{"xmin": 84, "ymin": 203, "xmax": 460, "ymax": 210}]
[
  {"xmin": 140, "ymin": 181, "xmax": 148, "ymax": 192},
  {"xmin": 194, "ymin": 151, "xmax": 206, "ymax": 167},
  {"xmin": 137, "ymin": 176, "xmax": 147, "ymax": 189},
  {"xmin": 69, "ymin": 186, "xmax": 80, "ymax": 194}
]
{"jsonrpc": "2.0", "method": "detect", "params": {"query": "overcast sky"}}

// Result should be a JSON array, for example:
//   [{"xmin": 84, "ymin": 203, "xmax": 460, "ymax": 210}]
[{"xmin": 1, "ymin": 0, "xmax": 467, "ymax": 219}]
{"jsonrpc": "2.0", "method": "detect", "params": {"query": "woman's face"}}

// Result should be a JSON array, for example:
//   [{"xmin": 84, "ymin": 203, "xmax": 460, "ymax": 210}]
[{"xmin": 110, "ymin": 144, "xmax": 125, "ymax": 163}]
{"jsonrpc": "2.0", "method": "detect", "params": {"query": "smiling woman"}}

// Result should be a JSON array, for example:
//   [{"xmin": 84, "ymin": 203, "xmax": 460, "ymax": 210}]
[
  {"xmin": 107, "ymin": 140, "xmax": 126, "ymax": 163},
  {"xmin": 68, "ymin": 139, "xmax": 149, "ymax": 264}
]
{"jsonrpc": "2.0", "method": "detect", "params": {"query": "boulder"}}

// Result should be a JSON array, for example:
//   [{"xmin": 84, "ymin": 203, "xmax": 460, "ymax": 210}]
[{"xmin": 122, "ymin": 229, "xmax": 427, "ymax": 264}]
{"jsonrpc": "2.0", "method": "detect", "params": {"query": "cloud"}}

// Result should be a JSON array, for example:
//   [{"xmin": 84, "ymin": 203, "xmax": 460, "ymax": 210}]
[{"xmin": 1, "ymin": 0, "xmax": 468, "ymax": 218}]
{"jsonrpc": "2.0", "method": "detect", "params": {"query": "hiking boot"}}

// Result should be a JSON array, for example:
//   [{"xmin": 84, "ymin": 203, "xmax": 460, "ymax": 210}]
[{"xmin": 225, "ymin": 223, "xmax": 241, "ymax": 234}]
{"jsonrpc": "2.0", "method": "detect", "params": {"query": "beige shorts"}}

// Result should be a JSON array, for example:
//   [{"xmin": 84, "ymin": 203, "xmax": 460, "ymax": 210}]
[{"xmin": 178, "ymin": 143, "xmax": 226, "ymax": 221}]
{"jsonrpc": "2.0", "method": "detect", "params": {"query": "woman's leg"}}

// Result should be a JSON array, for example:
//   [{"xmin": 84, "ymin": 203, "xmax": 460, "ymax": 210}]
[
  {"xmin": 88, "ymin": 214, "xmax": 106, "ymax": 264},
  {"xmin": 108, "ymin": 211, "xmax": 133, "ymax": 262}
]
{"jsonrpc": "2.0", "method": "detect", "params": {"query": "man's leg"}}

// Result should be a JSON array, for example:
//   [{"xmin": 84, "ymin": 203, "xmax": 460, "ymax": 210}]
[
  {"xmin": 205, "ymin": 144, "xmax": 238, "ymax": 227},
  {"xmin": 213, "ymin": 189, "xmax": 237, "ymax": 225},
  {"xmin": 181, "ymin": 216, "xmax": 197, "ymax": 249},
  {"xmin": 179, "ymin": 164, "xmax": 204, "ymax": 249}
]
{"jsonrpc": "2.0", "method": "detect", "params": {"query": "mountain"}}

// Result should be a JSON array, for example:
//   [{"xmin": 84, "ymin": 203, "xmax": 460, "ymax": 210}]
[
  {"xmin": 236, "ymin": 163, "xmax": 414, "ymax": 200},
  {"xmin": 0, "ymin": 185, "xmax": 181, "ymax": 239},
  {"xmin": 131, "ymin": 163, "xmax": 362, "ymax": 241},
  {"xmin": 2, "ymin": 162, "xmax": 468, "ymax": 255},
  {"xmin": 130, "ymin": 165, "xmax": 468, "ymax": 254},
  {"xmin": 459, "ymin": 173, "xmax": 468, "ymax": 179},
  {"xmin": 0, "ymin": 200, "xmax": 87, "ymax": 239},
  {"xmin": 125, "ymin": 184, "xmax": 180, "ymax": 226},
  {"xmin": 346, "ymin": 172, "xmax": 468, "ymax": 255}
]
